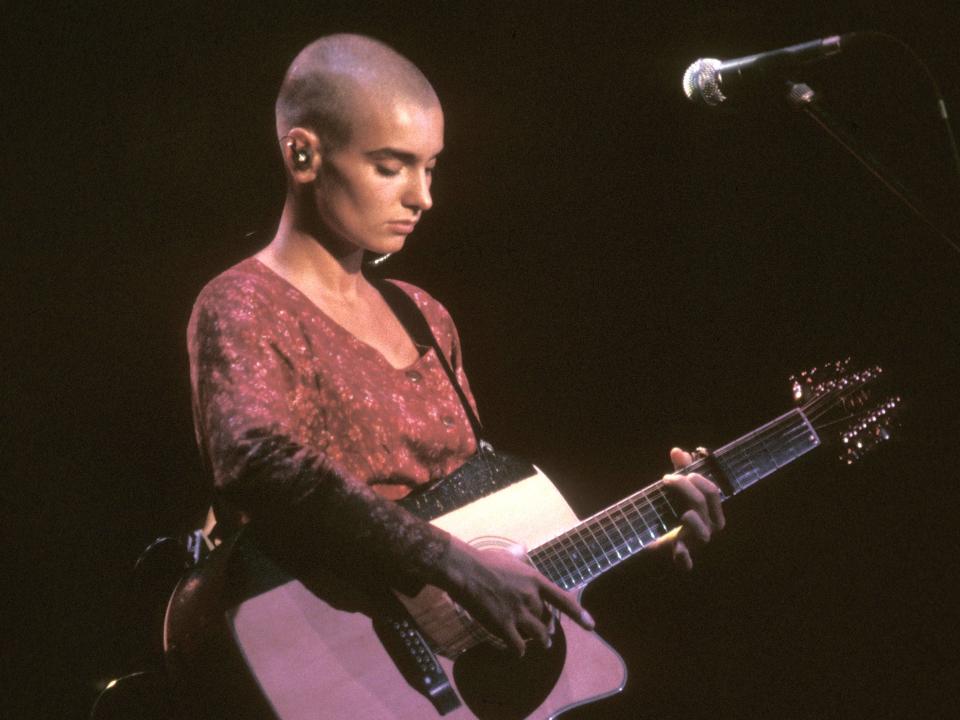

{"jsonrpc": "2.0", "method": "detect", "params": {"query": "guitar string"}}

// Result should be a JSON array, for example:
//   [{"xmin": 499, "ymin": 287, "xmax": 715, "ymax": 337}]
[
  {"xmin": 530, "ymin": 418, "xmax": 801, "ymax": 576},
  {"xmin": 717, "ymin": 422, "xmax": 816, "ymax": 489},
  {"xmin": 547, "ymin": 383, "xmax": 873, "ymax": 591},
  {"xmin": 407, "ymin": 603, "xmax": 486, "ymax": 652},
  {"xmin": 530, "ymin": 489, "xmax": 677, "ymax": 587},
  {"xmin": 532, "ymin": 455, "xmax": 777, "ymax": 583},
  {"xmin": 529, "ymin": 415, "xmax": 820, "ymax": 585},
  {"xmin": 536, "ymin": 490, "xmax": 670, "ymax": 571},
  {"xmin": 529, "ymin": 417, "xmax": 793, "ymax": 580},
  {"xmin": 476, "ymin": 394, "xmax": 860, "ymax": 639},
  {"xmin": 532, "ymin": 486, "xmax": 677, "ymax": 584},
  {"xmin": 416, "ymin": 379, "xmax": 870, "ymax": 644},
  {"xmin": 538, "ymin": 375, "xmax": 876, "ymax": 582},
  {"xmin": 552, "ymin": 407, "xmax": 809, "ymax": 577},
  {"xmin": 495, "ymin": 383, "xmax": 861, "ymax": 589},
  {"xmin": 447, "ymin": 390, "xmax": 868, "ymax": 633},
  {"xmin": 498, "ymin": 404, "xmax": 820, "ymax": 596}
]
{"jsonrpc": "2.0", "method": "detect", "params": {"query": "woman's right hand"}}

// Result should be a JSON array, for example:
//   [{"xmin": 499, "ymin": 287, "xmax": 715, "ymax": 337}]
[{"xmin": 438, "ymin": 537, "xmax": 595, "ymax": 656}]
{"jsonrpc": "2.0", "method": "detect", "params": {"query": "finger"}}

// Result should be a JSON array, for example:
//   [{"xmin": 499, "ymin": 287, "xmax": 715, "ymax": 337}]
[
  {"xmin": 518, "ymin": 610, "xmax": 552, "ymax": 649},
  {"xmin": 679, "ymin": 508, "xmax": 712, "ymax": 546},
  {"xmin": 503, "ymin": 623, "xmax": 527, "ymax": 657},
  {"xmin": 673, "ymin": 539, "xmax": 693, "ymax": 571},
  {"xmin": 685, "ymin": 473, "xmax": 725, "ymax": 530},
  {"xmin": 670, "ymin": 447, "xmax": 693, "ymax": 471},
  {"xmin": 543, "ymin": 601, "xmax": 558, "ymax": 636},
  {"xmin": 663, "ymin": 474, "xmax": 709, "ymax": 525},
  {"xmin": 540, "ymin": 581, "xmax": 595, "ymax": 630}
]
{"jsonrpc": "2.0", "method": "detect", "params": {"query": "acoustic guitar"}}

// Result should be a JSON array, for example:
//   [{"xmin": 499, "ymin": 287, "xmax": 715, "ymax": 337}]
[{"xmin": 163, "ymin": 359, "xmax": 898, "ymax": 719}]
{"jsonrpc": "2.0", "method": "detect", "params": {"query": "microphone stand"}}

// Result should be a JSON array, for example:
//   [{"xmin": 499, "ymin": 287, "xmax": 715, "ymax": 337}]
[{"xmin": 784, "ymin": 81, "xmax": 960, "ymax": 256}]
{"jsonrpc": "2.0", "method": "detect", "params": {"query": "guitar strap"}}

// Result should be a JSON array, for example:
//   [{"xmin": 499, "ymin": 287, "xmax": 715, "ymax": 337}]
[
  {"xmin": 373, "ymin": 278, "xmax": 484, "ymax": 443},
  {"xmin": 371, "ymin": 279, "xmax": 484, "ymax": 715}
]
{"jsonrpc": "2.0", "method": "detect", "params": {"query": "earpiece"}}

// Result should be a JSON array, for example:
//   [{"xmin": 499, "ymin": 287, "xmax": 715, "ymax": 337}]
[
  {"xmin": 290, "ymin": 143, "xmax": 312, "ymax": 170},
  {"xmin": 294, "ymin": 148, "xmax": 312, "ymax": 169}
]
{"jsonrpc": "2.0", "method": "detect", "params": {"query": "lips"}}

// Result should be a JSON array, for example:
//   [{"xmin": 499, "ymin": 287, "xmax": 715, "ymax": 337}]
[{"xmin": 387, "ymin": 220, "xmax": 417, "ymax": 234}]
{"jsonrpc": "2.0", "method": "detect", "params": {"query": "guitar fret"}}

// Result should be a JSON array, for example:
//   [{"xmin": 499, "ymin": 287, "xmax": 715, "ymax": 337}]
[
  {"xmin": 715, "ymin": 410, "xmax": 818, "ymax": 492},
  {"xmin": 651, "ymin": 487, "xmax": 678, "ymax": 526},
  {"xmin": 563, "ymin": 529, "xmax": 592, "ymax": 582},
  {"xmin": 539, "ymin": 540, "xmax": 582, "ymax": 590},
  {"xmin": 536, "ymin": 537, "xmax": 579, "ymax": 588},
  {"xmin": 531, "ymin": 550, "xmax": 567, "ymax": 587},
  {"xmin": 602, "ymin": 510, "xmax": 631, "ymax": 559},
  {"xmin": 582, "ymin": 523, "xmax": 612, "ymax": 573},
  {"xmin": 637, "ymin": 493, "xmax": 666, "ymax": 542},
  {"xmin": 627, "ymin": 497, "xmax": 658, "ymax": 544},
  {"xmin": 558, "ymin": 530, "xmax": 591, "ymax": 585},
  {"xmin": 593, "ymin": 516, "xmax": 617, "ymax": 560},
  {"xmin": 618, "ymin": 502, "xmax": 650, "ymax": 550},
  {"xmin": 615, "ymin": 503, "xmax": 642, "ymax": 550},
  {"xmin": 592, "ymin": 515, "xmax": 622, "ymax": 562},
  {"xmin": 612, "ymin": 508, "xmax": 651, "ymax": 555},
  {"xmin": 533, "ymin": 560, "xmax": 576, "ymax": 590}
]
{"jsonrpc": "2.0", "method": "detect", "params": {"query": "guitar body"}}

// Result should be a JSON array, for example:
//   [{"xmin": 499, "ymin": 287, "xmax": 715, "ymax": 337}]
[{"xmin": 164, "ymin": 463, "xmax": 627, "ymax": 719}]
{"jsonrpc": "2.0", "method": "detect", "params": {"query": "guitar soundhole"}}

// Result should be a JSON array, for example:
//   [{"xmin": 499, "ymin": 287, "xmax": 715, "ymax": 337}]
[{"xmin": 453, "ymin": 623, "xmax": 566, "ymax": 720}]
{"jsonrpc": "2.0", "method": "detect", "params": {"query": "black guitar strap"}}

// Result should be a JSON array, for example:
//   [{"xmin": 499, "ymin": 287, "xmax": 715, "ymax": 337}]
[
  {"xmin": 372, "ymin": 278, "xmax": 487, "ymax": 714},
  {"xmin": 373, "ymin": 279, "xmax": 483, "ymax": 443}
]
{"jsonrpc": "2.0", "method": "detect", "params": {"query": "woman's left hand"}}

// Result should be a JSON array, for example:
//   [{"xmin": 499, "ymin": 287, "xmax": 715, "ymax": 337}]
[{"xmin": 659, "ymin": 447, "xmax": 726, "ymax": 571}]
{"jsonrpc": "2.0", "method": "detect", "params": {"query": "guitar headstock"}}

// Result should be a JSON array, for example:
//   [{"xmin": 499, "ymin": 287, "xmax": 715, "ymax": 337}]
[{"xmin": 790, "ymin": 358, "xmax": 901, "ymax": 464}]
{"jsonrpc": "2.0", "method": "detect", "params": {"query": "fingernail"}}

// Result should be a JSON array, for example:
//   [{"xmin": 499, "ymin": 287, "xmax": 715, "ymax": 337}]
[
  {"xmin": 545, "ymin": 637, "xmax": 552, "ymax": 649},
  {"xmin": 581, "ymin": 610, "xmax": 595, "ymax": 629}
]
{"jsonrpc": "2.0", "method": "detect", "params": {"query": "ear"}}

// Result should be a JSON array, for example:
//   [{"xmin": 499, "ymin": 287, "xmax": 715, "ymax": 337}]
[{"xmin": 282, "ymin": 127, "xmax": 321, "ymax": 182}]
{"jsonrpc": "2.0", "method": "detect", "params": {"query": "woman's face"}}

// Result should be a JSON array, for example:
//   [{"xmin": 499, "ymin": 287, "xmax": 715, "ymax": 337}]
[{"xmin": 313, "ymin": 96, "xmax": 444, "ymax": 257}]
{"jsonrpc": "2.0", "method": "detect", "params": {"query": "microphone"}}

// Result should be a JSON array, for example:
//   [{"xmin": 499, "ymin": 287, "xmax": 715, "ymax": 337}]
[{"xmin": 683, "ymin": 33, "xmax": 856, "ymax": 106}]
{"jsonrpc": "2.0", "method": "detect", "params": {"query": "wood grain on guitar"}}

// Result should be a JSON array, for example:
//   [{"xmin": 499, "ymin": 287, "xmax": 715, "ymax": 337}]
[{"xmin": 163, "ymin": 359, "xmax": 899, "ymax": 719}]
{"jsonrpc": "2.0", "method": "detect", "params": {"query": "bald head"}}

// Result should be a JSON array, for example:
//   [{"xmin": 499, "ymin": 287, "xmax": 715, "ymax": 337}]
[{"xmin": 276, "ymin": 34, "xmax": 439, "ymax": 152}]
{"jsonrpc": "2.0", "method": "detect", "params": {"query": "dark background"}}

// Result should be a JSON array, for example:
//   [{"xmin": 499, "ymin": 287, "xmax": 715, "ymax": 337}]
[{"xmin": 6, "ymin": 2, "xmax": 960, "ymax": 718}]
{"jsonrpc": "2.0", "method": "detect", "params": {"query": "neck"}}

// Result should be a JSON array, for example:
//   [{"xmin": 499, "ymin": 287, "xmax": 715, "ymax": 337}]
[
  {"xmin": 260, "ymin": 194, "xmax": 366, "ymax": 298},
  {"xmin": 528, "ymin": 407, "xmax": 821, "ymax": 592}
]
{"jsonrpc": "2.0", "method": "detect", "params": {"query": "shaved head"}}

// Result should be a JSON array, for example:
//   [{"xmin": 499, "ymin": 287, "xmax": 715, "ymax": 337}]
[{"xmin": 276, "ymin": 34, "xmax": 439, "ymax": 151}]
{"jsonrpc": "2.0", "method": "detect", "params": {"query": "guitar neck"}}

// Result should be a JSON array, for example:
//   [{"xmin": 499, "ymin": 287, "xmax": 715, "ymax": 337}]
[{"xmin": 529, "ymin": 408, "xmax": 821, "ymax": 591}]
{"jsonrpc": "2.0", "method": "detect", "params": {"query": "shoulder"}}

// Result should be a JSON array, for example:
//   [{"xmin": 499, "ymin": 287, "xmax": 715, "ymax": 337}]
[
  {"xmin": 189, "ymin": 257, "xmax": 299, "ymax": 346},
  {"xmin": 383, "ymin": 279, "xmax": 471, "ymax": 373},
  {"xmin": 382, "ymin": 279, "xmax": 458, "ymax": 334},
  {"xmin": 193, "ymin": 258, "xmax": 284, "ymax": 314}
]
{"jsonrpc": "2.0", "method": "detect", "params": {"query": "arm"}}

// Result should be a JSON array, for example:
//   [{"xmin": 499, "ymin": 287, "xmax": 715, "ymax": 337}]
[{"xmin": 189, "ymin": 281, "xmax": 451, "ymax": 594}]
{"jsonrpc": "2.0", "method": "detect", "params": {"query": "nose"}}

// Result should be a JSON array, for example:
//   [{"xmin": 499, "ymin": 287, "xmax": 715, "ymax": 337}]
[{"xmin": 402, "ymin": 168, "xmax": 433, "ymax": 213}]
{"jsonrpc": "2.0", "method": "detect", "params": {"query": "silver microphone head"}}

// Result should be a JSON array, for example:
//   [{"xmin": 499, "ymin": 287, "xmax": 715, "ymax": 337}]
[{"xmin": 682, "ymin": 58, "xmax": 726, "ymax": 106}]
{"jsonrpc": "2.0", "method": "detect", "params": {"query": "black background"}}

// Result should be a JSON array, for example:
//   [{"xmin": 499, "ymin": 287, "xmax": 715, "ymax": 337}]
[{"xmin": 6, "ymin": 2, "xmax": 960, "ymax": 718}]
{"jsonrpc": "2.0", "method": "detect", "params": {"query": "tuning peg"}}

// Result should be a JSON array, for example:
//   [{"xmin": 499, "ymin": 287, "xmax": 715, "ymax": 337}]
[
  {"xmin": 789, "ymin": 359, "xmax": 882, "ymax": 406},
  {"xmin": 840, "ymin": 395, "xmax": 901, "ymax": 464}
]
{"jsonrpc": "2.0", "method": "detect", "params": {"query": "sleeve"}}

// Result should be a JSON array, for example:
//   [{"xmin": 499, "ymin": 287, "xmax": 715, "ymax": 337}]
[{"xmin": 188, "ymin": 279, "xmax": 451, "ymax": 595}]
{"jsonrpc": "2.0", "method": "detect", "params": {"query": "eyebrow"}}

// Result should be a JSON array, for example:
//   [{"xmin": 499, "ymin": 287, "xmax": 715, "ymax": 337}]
[{"xmin": 365, "ymin": 147, "xmax": 443, "ymax": 163}]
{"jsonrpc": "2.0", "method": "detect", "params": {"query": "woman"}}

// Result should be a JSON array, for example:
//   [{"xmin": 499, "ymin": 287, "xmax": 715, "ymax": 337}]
[{"xmin": 188, "ymin": 33, "xmax": 724, "ymax": 665}]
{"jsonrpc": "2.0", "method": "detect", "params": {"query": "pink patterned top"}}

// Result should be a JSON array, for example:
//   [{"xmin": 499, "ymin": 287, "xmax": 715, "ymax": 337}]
[
  {"xmin": 188, "ymin": 257, "xmax": 479, "ymax": 544},
  {"xmin": 187, "ymin": 258, "xmax": 476, "ymax": 594}
]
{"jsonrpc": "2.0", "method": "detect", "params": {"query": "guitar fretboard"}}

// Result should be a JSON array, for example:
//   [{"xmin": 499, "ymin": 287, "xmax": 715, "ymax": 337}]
[{"xmin": 529, "ymin": 408, "xmax": 820, "ymax": 590}]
